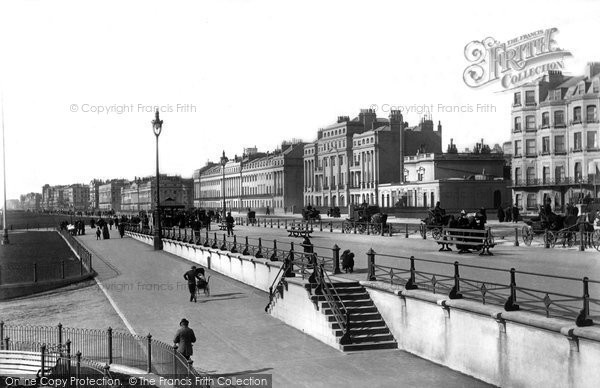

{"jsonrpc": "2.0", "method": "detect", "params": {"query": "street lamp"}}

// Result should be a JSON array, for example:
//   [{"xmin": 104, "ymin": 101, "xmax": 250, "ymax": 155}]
[
  {"xmin": 220, "ymin": 150, "xmax": 229, "ymax": 217},
  {"xmin": 152, "ymin": 110, "xmax": 163, "ymax": 250},
  {"xmin": 1, "ymin": 94, "xmax": 8, "ymax": 245}
]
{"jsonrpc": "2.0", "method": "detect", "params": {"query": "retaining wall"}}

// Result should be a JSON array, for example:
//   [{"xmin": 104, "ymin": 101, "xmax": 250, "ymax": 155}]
[{"xmin": 125, "ymin": 232, "xmax": 600, "ymax": 387}]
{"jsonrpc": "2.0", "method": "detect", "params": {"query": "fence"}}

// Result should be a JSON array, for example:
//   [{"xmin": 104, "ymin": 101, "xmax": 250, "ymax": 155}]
[
  {"xmin": 0, "ymin": 323, "xmax": 198, "ymax": 379},
  {"xmin": 366, "ymin": 251, "xmax": 600, "ymax": 326},
  {"xmin": 0, "ymin": 231, "xmax": 94, "ymax": 286}
]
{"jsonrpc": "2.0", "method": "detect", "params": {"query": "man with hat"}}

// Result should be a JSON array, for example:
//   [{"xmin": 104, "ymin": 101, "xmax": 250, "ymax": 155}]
[
  {"xmin": 174, "ymin": 318, "xmax": 196, "ymax": 360},
  {"xmin": 184, "ymin": 265, "xmax": 201, "ymax": 303}
]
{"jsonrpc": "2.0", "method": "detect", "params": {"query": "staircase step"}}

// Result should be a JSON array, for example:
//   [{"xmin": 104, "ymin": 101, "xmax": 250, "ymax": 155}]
[
  {"xmin": 328, "ymin": 313, "xmax": 381, "ymax": 322},
  {"xmin": 345, "ymin": 333, "xmax": 395, "ymax": 344},
  {"xmin": 322, "ymin": 306, "xmax": 378, "ymax": 315},
  {"xmin": 311, "ymin": 293, "xmax": 370, "ymax": 301},
  {"xmin": 305, "ymin": 281, "xmax": 360, "ymax": 288},
  {"xmin": 330, "ymin": 319, "xmax": 386, "ymax": 329},
  {"xmin": 321, "ymin": 300, "xmax": 374, "ymax": 308},
  {"xmin": 333, "ymin": 326, "xmax": 390, "ymax": 337},
  {"xmin": 340, "ymin": 341, "xmax": 398, "ymax": 352}
]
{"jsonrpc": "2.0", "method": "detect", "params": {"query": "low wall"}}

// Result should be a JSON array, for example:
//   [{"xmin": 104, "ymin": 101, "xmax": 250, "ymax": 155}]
[
  {"xmin": 0, "ymin": 275, "xmax": 95, "ymax": 300},
  {"xmin": 363, "ymin": 282, "xmax": 600, "ymax": 388},
  {"xmin": 126, "ymin": 232, "xmax": 600, "ymax": 387}
]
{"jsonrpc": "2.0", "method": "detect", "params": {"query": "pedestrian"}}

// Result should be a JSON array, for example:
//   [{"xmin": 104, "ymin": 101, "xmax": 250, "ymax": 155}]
[
  {"xmin": 225, "ymin": 212, "xmax": 235, "ymax": 236},
  {"xmin": 512, "ymin": 205, "xmax": 519, "ymax": 223},
  {"xmin": 184, "ymin": 265, "xmax": 200, "ymax": 302},
  {"xmin": 505, "ymin": 205, "xmax": 512, "ymax": 222},
  {"xmin": 96, "ymin": 227, "xmax": 101, "ymax": 240},
  {"xmin": 118, "ymin": 223, "xmax": 125, "ymax": 238},
  {"xmin": 497, "ymin": 206, "xmax": 505, "ymax": 222},
  {"xmin": 266, "ymin": 206, "xmax": 270, "ymax": 216},
  {"xmin": 341, "ymin": 249, "xmax": 355, "ymax": 273},
  {"xmin": 173, "ymin": 318, "xmax": 196, "ymax": 360}
]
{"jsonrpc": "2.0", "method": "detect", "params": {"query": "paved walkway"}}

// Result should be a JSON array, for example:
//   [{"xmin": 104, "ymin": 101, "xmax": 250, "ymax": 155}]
[{"xmin": 79, "ymin": 229, "xmax": 491, "ymax": 388}]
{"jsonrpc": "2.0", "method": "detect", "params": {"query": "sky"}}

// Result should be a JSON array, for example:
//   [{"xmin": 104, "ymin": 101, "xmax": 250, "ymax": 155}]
[{"xmin": 1, "ymin": 0, "xmax": 600, "ymax": 199}]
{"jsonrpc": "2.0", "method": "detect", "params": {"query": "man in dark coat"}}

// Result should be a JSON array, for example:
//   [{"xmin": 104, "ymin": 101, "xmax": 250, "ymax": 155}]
[
  {"xmin": 174, "ymin": 319, "xmax": 196, "ymax": 360},
  {"xmin": 497, "ymin": 206, "xmax": 505, "ymax": 222},
  {"xmin": 512, "ymin": 205, "xmax": 520, "ymax": 223},
  {"xmin": 184, "ymin": 266, "xmax": 200, "ymax": 302},
  {"xmin": 225, "ymin": 212, "xmax": 235, "ymax": 236}
]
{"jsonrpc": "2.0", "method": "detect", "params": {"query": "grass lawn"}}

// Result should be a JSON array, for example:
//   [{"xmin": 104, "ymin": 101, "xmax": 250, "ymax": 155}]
[{"xmin": 0, "ymin": 231, "xmax": 74, "ymax": 265}]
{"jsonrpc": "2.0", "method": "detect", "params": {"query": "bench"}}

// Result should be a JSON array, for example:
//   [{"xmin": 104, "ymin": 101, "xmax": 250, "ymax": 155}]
[
  {"xmin": 287, "ymin": 224, "xmax": 313, "ymax": 238},
  {"xmin": 436, "ymin": 227, "xmax": 495, "ymax": 256},
  {"xmin": 0, "ymin": 350, "xmax": 54, "ymax": 380},
  {"xmin": 218, "ymin": 223, "xmax": 234, "ymax": 231}
]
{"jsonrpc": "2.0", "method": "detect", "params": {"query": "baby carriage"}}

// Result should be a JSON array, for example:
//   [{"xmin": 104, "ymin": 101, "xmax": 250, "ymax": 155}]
[{"xmin": 195, "ymin": 268, "xmax": 211, "ymax": 297}]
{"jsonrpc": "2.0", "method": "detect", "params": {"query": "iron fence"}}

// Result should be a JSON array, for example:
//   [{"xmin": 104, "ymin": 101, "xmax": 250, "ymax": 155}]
[{"xmin": 366, "ymin": 251, "xmax": 600, "ymax": 326}]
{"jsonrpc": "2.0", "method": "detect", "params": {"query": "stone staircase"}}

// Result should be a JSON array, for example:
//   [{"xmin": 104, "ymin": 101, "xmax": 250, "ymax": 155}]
[{"xmin": 308, "ymin": 281, "xmax": 397, "ymax": 352}]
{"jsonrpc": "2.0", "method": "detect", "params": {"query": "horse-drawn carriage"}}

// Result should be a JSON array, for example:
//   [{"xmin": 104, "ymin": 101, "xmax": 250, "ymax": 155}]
[
  {"xmin": 327, "ymin": 206, "xmax": 341, "ymax": 218},
  {"xmin": 420, "ymin": 210, "xmax": 451, "ymax": 239},
  {"xmin": 247, "ymin": 210, "xmax": 257, "ymax": 225},
  {"xmin": 302, "ymin": 206, "xmax": 321, "ymax": 221},
  {"xmin": 343, "ymin": 204, "xmax": 388, "ymax": 234},
  {"xmin": 522, "ymin": 204, "xmax": 600, "ymax": 249}
]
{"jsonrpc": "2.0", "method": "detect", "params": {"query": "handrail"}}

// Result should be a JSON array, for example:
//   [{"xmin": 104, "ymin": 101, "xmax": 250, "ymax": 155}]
[
  {"xmin": 265, "ymin": 252, "xmax": 293, "ymax": 312},
  {"xmin": 313, "ymin": 262, "xmax": 351, "ymax": 345}
]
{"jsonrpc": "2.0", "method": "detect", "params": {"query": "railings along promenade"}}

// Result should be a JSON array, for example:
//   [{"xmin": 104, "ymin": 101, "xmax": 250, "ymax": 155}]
[
  {"xmin": 1, "ymin": 339, "xmax": 115, "ymax": 387},
  {"xmin": 0, "ymin": 323, "xmax": 198, "ymax": 379},
  {"xmin": 0, "ymin": 230, "xmax": 94, "ymax": 286},
  {"xmin": 366, "ymin": 251, "xmax": 600, "ymax": 327}
]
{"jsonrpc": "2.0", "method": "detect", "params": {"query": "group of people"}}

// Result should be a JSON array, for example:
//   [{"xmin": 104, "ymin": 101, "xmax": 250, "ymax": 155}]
[{"xmin": 496, "ymin": 204, "xmax": 521, "ymax": 223}]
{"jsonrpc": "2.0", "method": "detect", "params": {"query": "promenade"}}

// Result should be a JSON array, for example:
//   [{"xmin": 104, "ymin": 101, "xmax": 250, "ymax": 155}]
[{"xmin": 79, "ymin": 229, "xmax": 491, "ymax": 388}]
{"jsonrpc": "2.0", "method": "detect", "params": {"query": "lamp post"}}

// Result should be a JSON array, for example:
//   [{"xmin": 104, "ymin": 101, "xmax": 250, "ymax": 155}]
[
  {"xmin": 152, "ymin": 110, "xmax": 163, "ymax": 250},
  {"xmin": 220, "ymin": 151, "xmax": 229, "ymax": 218},
  {"xmin": 1, "ymin": 94, "xmax": 8, "ymax": 245}
]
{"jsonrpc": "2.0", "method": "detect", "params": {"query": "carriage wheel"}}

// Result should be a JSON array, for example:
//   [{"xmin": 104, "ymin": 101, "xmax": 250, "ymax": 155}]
[
  {"xmin": 565, "ymin": 232, "xmax": 576, "ymax": 247},
  {"xmin": 545, "ymin": 231, "xmax": 556, "ymax": 248},
  {"xmin": 432, "ymin": 228, "xmax": 442, "ymax": 240},
  {"xmin": 522, "ymin": 226, "xmax": 533, "ymax": 246}
]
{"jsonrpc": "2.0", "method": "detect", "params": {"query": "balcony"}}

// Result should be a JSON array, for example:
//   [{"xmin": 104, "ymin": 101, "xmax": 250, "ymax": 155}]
[
  {"xmin": 539, "ymin": 151, "xmax": 551, "ymax": 156},
  {"xmin": 510, "ymin": 176, "xmax": 597, "ymax": 188},
  {"xmin": 525, "ymin": 101, "xmax": 537, "ymax": 107},
  {"xmin": 525, "ymin": 127, "xmax": 537, "ymax": 133},
  {"xmin": 513, "ymin": 154, "xmax": 523, "ymax": 159},
  {"xmin": 571, "ymin": 148, "xmax": 583, "ymax": 153},
  {"xmin": 513, "ymin": 128, "xmax": 522, "ymax": 134},
  {"xmin": 553, "ymin": 123, "xmax": 567, "ymax": 129},
  {"xmin": 553, "ymin": 150, "xmax": 567, "ymax": 156},
  {"xmin": 525, "ymin": 153, "xmax": 537, "ymax": 158}
]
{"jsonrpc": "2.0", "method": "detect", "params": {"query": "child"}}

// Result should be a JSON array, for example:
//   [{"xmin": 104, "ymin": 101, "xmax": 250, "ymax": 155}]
[{"xmin": 96, "ymin": 227, "xmax": 101, "ymax": 240}]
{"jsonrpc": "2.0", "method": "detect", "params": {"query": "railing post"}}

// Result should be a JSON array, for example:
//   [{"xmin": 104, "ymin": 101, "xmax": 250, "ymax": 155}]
[
  {"xmin": 366, "ymin": 223, "xmax": 370, "ymax": 235},
  {"xmin": 243, "ymin": 236, "xmax": 249, "ymax": 255},
  {"xmin": 146, "ymin": 334, "xmax": 152, "ymax": 373},
  {"xmin": 0, "ymin": 321, "xmax": 4, "ymax": 344},
  {"xmin": 40, "ymin": 344, "xmax": 46, "ymax": 377},
  {"xmin": 256, "ymin": 238, "xmax": 263, "ymax": 258},
  {"xmin": 576, "ymin": 277, "xmax": 593, "ymax": 326},
  {"xmin": 405, "ymin": 224, "xmax": 409, "ymax": 238},
  {"xmin": 277, "ymin": 219, "xmax": 280, "ymax": 229},
  {"xmin": 57, "ymin": 323, "xmax": 63, "ymax": 348},
  {"xmin": 580, "ymin": 227, "xmax": 585, "ymax": 251},
  {"xmin": 353, "ymin": 222, "xmax": 357, "ymax": 234},
  {"xmin": 270, "ymin": 218, "xmax": 273, "ymax": 228},
  {"xmin": 231, "ymin": 235, "xmax": 238, "ymax": 253},
  {"xmin": 544, "ymin": 229, "xmax": 550, "ymax": 248},
  {"xmin": 80, "ymin": 254, "xmax": 83, "ymax": 275},
  {"xmin": 330, "ymin": 222, "xmax": 333, "ymax": 233},
  {"xmin": 33, "ymin": 263, "xmax": 37, "ymax": 283},
  {"xmin": 66, "ymin": 340, "xmax": 72, "ymax": 380},
  {"xmin": 61, "ymin": 260, "xmax": 65, "ymax": 279},
  {"xmin": 172, "ymin": 344, "xmax": 178, "ymax": 375},
  {"xmin": 422, "ymin": 224, "xmax": 426, "ymax": 239},
  {"xmin": 204, "ymin": 229, "xmax": 209, "ymax": 247},
  {"xmin": 220, "ymin": 233, "xmax": 227, "ymax": 250},
  {"xmin": 514, "ymin": 227, "xmax": 519, "ymax": 246},
  {"xmin": 333, "ymin": 244, "xmax": 341, "ymax": 274},
  {"xmin": 107, "ymin": 327, "xmax": 113, "ymax": 364},
  {"xmin": 319, "ymin": 220, "xmax": 323, "ymax": 232},
  {"xmin": 449, "ymin": 261, "xmax": 463, "ymax": 299},
  {"xmin": 405, "ymin": 256, "xmax": 418, "ymax": 290},
  {"xmin": 285, "ymin": 219, "xmax": 288, "ymax": 229},
  {"xmin": 3, "ymin": 337, "xmax": 9, "ymax": 350},
  {"xmin": 505, "ymin": 268, "xmax": 520, "ymax": 311},
  {"xmin": 212, "ymin": 232, "xmax": 218, "ymax": 249},
  {"xmin": 366, "ymin": 248, "xmax": 376, "ymax": 281},
  {"xmin": 270, "ymin": 240, "xmax": 278, "ymax": 261},
  {"xmin": 76, "ymin": 351, "xmax": 82, "ymax": 381}
]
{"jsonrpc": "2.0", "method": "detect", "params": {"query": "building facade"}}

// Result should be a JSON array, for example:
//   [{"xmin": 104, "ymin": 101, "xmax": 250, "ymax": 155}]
[
  {"xmin": 194, "ymin": 141, "xmax": 305, "ymax": 212},
  {"xmin": 99, "ymin": 179, "xmax": 127, "ymax": 212},
  {"xmin": 88, "ymin": 179, "xmax": 103, "ymax": 213},
  {"xmin": 21, "ymin": 193, "xmax": 42, "ymax": 211},
  {"xmin": 120, "ymin": 175, "xmax": 193, "ymax": 214},
  {"xmin": 510, "ymin": 63, "xmax": 600, "ymax": 213},
  {"xmin": 65, "ymin": 184, "xmax": 90, "ymax": 212},
  {"xmin": 378, "ymin": 150, "xmax": 509, "ymax": 211},
  {"xmin": 304, "ymin": 109, "xmax": 442, "ymax": 208}
]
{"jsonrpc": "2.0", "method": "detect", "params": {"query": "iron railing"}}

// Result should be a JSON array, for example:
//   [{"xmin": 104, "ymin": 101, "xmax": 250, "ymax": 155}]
[{"xmin": 366, "ymin": 252, "xmax": 600, "ymax": 326}]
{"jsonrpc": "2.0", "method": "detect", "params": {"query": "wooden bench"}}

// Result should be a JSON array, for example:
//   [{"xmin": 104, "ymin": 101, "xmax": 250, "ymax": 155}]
[
  {"xmin": 287, "ymin": 224, "xmax": 313, "ymax": 238},
  {"xmin": 436, "ymin": 227, "xmax": 495, "ymax": 256},
  {"xmin": 0, "ymin": 350, "xmax": 54, "ymax": 379}
]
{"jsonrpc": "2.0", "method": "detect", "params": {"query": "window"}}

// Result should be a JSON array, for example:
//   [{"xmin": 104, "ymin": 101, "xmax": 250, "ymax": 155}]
[
  {"xmin": 542, "ymin": 137, "xmax": 550, "ymax": 154},
  {"xmin": 587, "ymin": 131, "xmax": 597, "ymax": 150},
  {"xmin": 525, "ymin": 90, "xmax": 536, "ymax": 105},
  {"xmin": 543, "ymin": 166, "xmax": 550, "ymax": 183},
  {"xmin": 525, "ymin": 139, "xmax": 536, "ymax": 156},
  {"xmin": 526, "ymin": 115, "xmax": 536, "ymax": 130},
  {"xmin": 527, "ymin": 194, "xmax": 537, "ymax": 209},
  {"xmin": 514, "ymin": 167, "xmax": 522, "ymax": 184},
  {"xmin": 514, "ymin": 140, "xmax": 522, "ymax": 156},
  {"xmin": 526, "ymin": 167, "xmax": 535, "ymax": 184},
  {"xmin": 332, "ymin": 157, "xmax": 336, "ymax": 167},
  {"xmin": 542, "ymin": 112, "xmax": 550, "ymax": 127},
  {"xmin": 514, "ymin": 117, "xmax": 522, "ymax": 132},
  {"xmin": 574, "ymin": 162, "xmax": 582, "ymax": 182},
  {"xmin": 594, "ymin": 80, "xmax": 599, "ymax": 94},
  {"xmin": 574, "ymin": 132, "xmax": 582, "ymax": 151},
  {"xmin": 339, "ymin": 155, "xmax": 344, "ymax": 165},
  {"xmin": 515, "ymin": 194, "xmax": 522, "ymax": 208},
  {"xmin": 555, "ymin": 166, "xmax": 564, "ymax": 182},
  {"xmin": 555, "ymin": 135, "xmax": 565, "ymax": 153},
  {"xmin": 587, "ymin": 106, "xmax": 597, "ymax": 123},
  {"xmin": 574, "ymin": 107, "xmax": 582, "ymax": 123},
  {"xmin": 514, "ymin": 92, "xmax": 521, "ymax": 106},
  {"xmin": 554, "ymin": 110, "xmax": 565, "ymax": 127}
]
